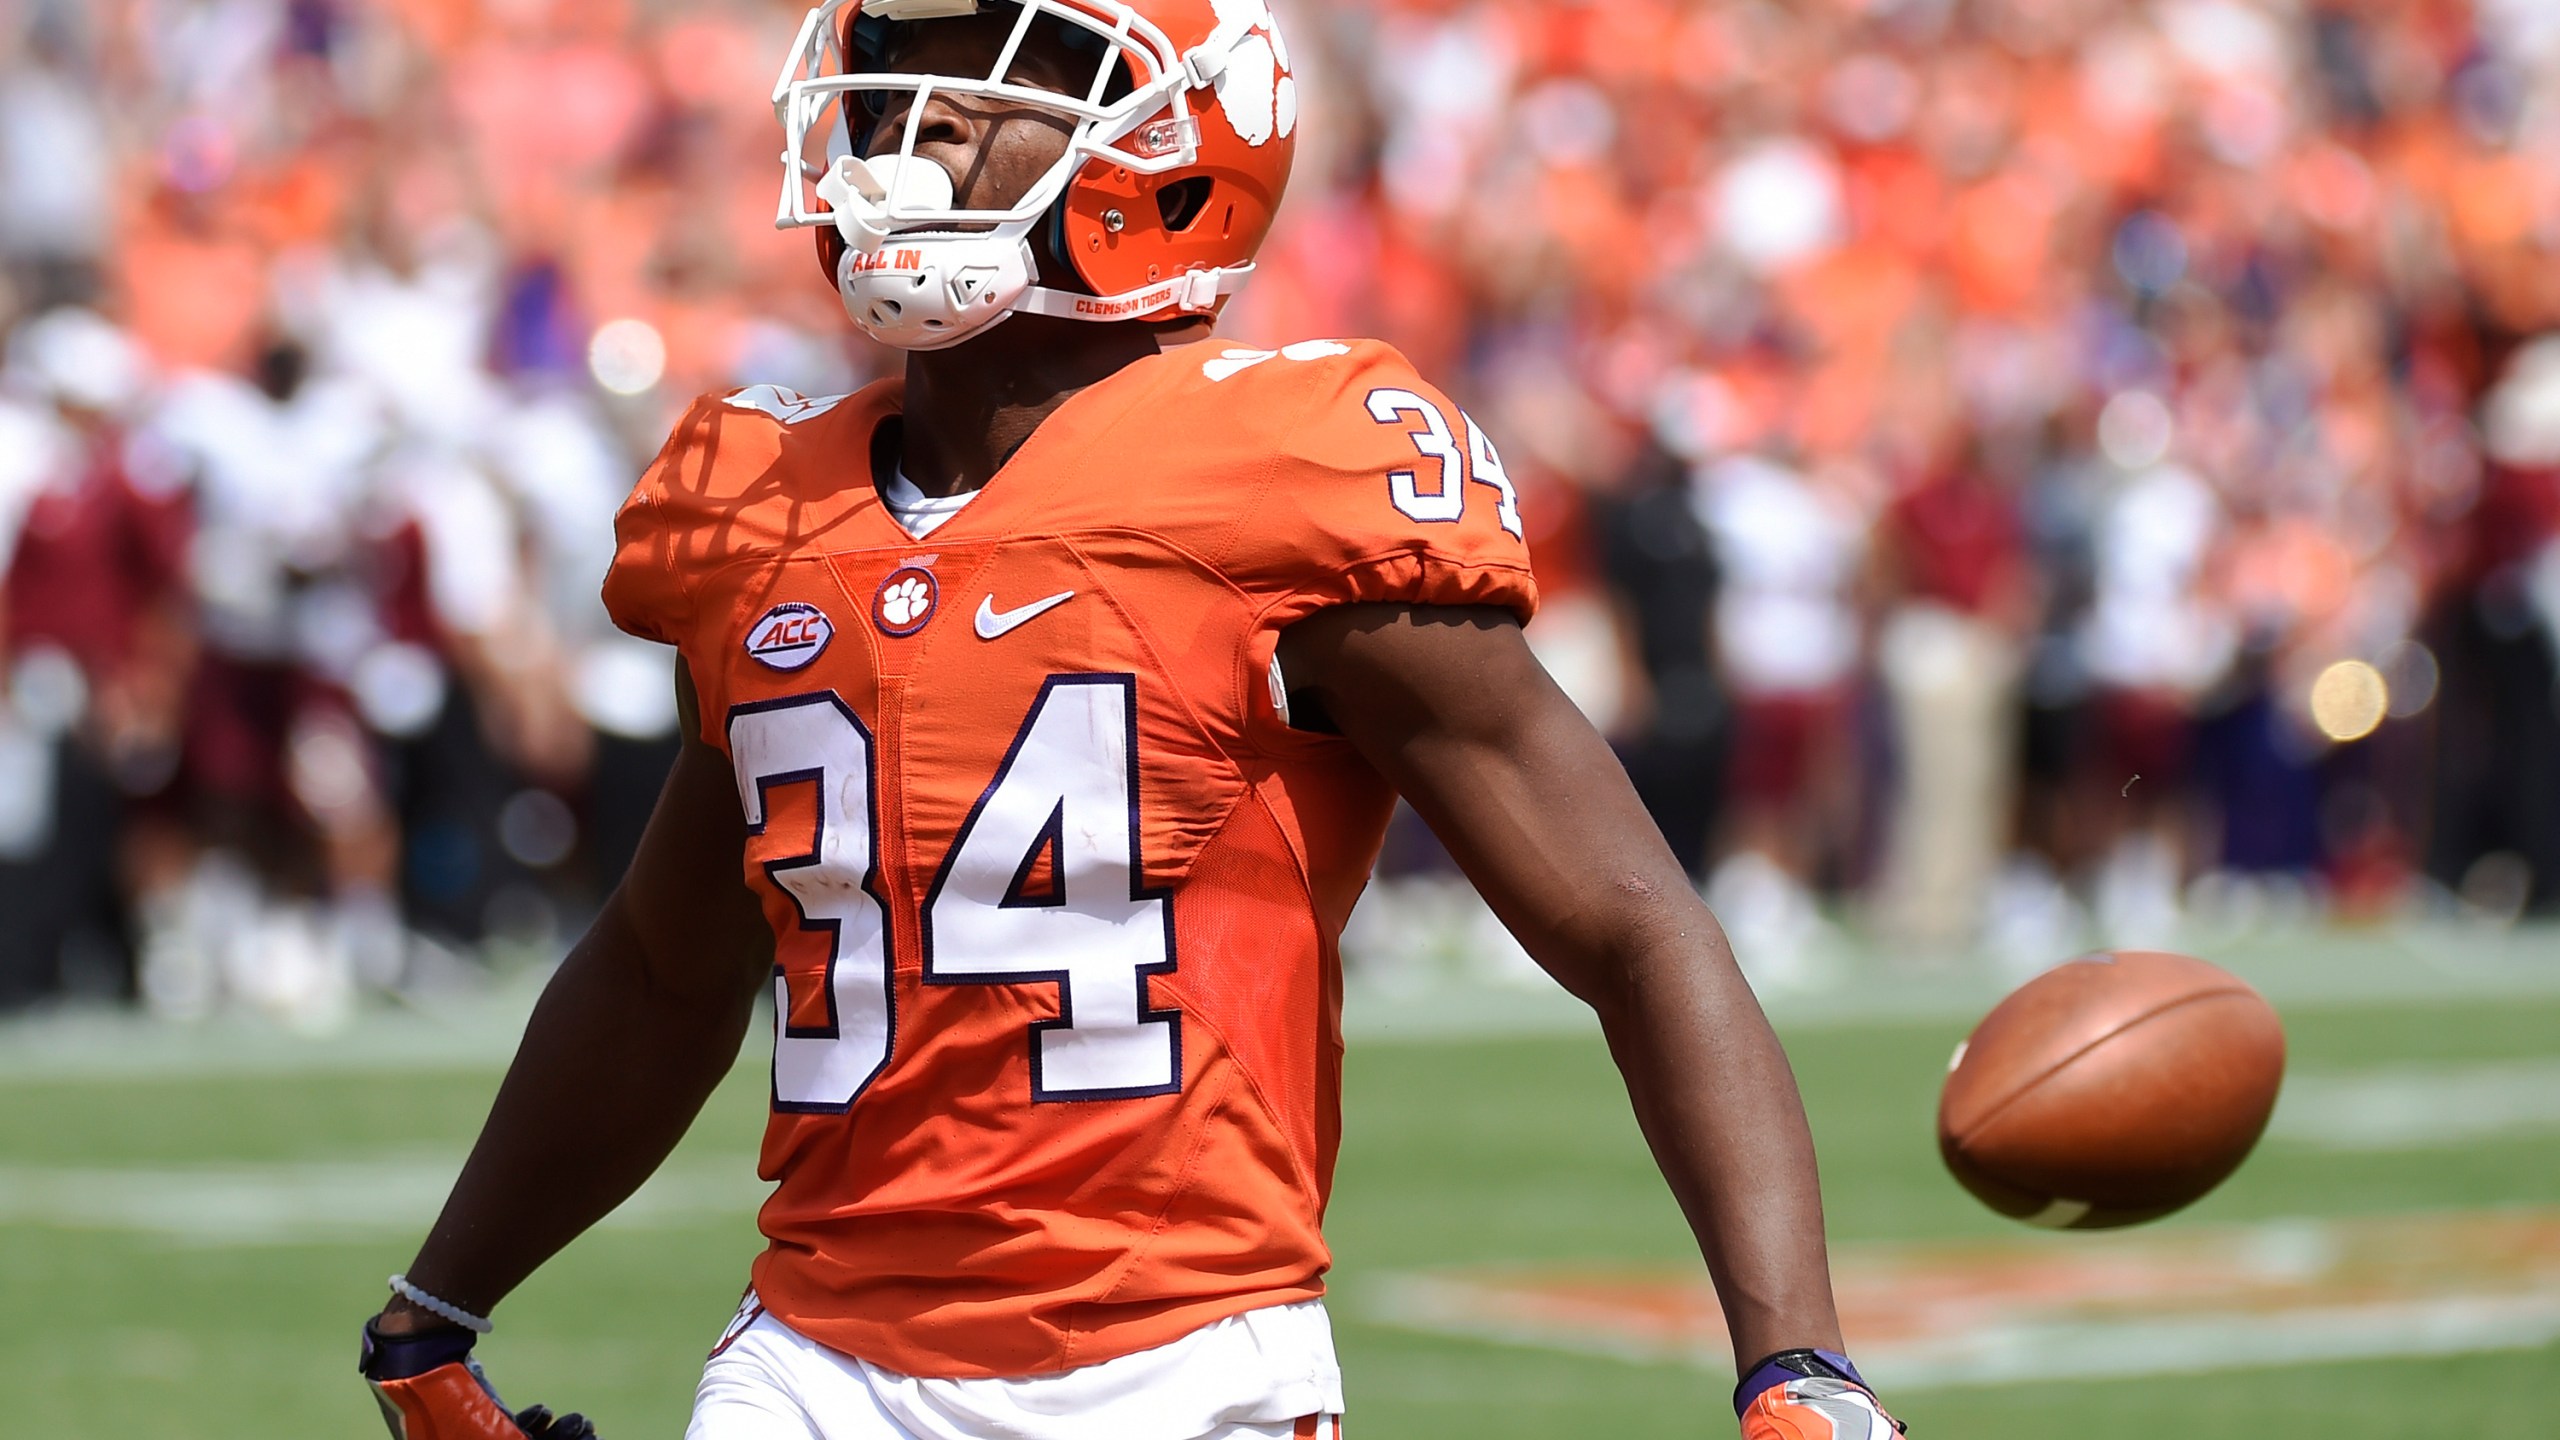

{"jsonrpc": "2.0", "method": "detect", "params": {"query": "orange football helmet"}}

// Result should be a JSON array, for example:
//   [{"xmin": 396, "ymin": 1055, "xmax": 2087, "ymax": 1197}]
[{"xmin": 770, "ymin": 0, "xmax": 1297, "ymax": 349}]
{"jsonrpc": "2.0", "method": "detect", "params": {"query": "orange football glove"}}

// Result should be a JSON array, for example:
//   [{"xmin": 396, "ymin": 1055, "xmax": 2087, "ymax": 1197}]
[
  {"xmin": 360, "ymin": 1321, "xmax": 598, "ymax": 1440},
  {"xmin": 1735, "ymin": 1349, "xmax": 1904, "ymax": 1440}
]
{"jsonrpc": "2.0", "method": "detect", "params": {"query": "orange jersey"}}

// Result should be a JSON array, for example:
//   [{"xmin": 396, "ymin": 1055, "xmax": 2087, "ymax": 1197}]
[{"xmin": 602, "ymin": 338, "xmax": 1536, "ymax": 1379}]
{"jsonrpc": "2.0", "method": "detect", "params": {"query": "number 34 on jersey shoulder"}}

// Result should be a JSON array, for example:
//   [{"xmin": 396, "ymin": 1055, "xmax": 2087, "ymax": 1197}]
[{"xmin": 597, "ymin": 338, "xmax": 1536, "ymax": 1379}]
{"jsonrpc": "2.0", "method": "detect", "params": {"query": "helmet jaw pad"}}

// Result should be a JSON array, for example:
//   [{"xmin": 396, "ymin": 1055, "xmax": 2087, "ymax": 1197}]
[{"xmin": 817, "ymin": 153, "xmax": 1040, "ymax": 350}]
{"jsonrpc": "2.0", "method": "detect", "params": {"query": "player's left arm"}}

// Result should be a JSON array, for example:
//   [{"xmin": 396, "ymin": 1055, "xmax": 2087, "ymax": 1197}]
[{"xmin": 1278, "ymin": 603, "xmax": 1901, "ymax": 1436}]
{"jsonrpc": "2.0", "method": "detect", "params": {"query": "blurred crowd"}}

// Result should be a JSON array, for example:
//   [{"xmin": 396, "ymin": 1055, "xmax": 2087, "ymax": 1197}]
[
  {"xmin": 5, "ymin": 0, "xmax": 2560, "ymax": 1019},
  {"xmin": 1254, "ymin": 0, "xmax": 2560, "ymax": 980}
]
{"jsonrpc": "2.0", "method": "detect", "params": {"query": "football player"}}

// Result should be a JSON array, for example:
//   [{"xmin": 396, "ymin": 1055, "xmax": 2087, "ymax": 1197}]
[{"xmin": 360, "ymin": 4, "xmax": 1902, "ymax": 1438}]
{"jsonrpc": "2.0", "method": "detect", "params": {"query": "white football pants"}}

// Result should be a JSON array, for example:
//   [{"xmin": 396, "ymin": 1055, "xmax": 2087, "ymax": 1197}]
[{"xmin": 687, "ymin": 1298, "xmax": 1344, "ymax": 1440}]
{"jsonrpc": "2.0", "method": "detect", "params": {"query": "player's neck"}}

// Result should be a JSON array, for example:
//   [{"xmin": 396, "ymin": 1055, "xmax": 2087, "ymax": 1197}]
[{"xmin": 894, "ymin": 315, "xmax": 1214, "ymax": 498}]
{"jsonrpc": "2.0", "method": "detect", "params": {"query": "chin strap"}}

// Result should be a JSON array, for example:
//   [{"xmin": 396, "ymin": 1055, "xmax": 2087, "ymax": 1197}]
[
  {"xmin": 1011, "ymin": 263, "xmax": 1256, "ymax": 323},
  {"xmin": 1179, "ymin": 11, "xmax": 1262, "ymax": 89}
]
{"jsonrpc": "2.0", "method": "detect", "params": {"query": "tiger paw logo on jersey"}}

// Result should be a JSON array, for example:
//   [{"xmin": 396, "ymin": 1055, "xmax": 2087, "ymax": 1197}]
[
  {"xmin": 874, "ymin": 564, "xmax": 939, "ymax": 636},
  {"xmin": 746, "ymin": 602, "xmax": 834, "ymax": 671}
]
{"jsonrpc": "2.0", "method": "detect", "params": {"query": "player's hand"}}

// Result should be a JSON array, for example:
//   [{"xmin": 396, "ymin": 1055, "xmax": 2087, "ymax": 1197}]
[
  {"xmin": 360, "ymin": 1319, "xmax": 600, "ymax": 1440},
  {"xmin": 1736, "ymin": 1349, "xmax": 1904, "ymax": 1439}
]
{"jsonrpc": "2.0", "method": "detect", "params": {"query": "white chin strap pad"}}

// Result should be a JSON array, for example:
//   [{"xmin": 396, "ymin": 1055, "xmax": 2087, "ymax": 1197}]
[{"xmin": 819, "ymin": 155, "xmax": 1033, "ymax": 350}]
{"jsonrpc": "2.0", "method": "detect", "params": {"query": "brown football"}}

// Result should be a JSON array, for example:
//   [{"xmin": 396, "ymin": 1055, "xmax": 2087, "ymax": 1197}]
[{"xmin": 1938, "ymin": 950, "xmax": 2286, "ymax": 1229}]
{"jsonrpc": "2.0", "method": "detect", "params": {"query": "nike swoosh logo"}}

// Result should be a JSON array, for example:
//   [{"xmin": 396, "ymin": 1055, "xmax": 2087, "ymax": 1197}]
[{"xmin": 974, "ymin": 590, "xmax": 1076, "ymax": 640}]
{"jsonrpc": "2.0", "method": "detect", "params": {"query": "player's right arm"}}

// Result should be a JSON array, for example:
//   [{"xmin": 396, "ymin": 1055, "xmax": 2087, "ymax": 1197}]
[
  {"xmin": 377, "ymin": 662, "xmax": 769, "ymax": 1333},
  {"xmin": 362, "ymin": 396, "xmax": 781, "ymax": 1435},
  {"xmin": 362, "ymin": 660, "xmax": 768, "ymax": 1432}
]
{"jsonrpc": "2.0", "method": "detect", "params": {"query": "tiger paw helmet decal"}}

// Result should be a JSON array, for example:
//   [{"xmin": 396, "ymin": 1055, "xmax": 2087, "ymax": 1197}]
[{"xmin": 1208, "ymin": 0, "xmax": 1296, "ymax": 147}]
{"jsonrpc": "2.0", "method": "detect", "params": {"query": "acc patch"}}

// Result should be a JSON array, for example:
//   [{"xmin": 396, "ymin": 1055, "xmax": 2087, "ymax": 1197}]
[
  {"xmin": 874, "ymin": 564, "xmax": 939, "ymax": 637},
  {"xmin": 745, "ymin": 602, "xmax": 834, "ymax": 671}
]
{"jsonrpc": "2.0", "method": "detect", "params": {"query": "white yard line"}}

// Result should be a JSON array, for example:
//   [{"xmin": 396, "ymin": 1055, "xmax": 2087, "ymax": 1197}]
[
  {"xmin": 4, "ymin": 924, "xmax": 2558, "ymax": 1078},
  {"xmin": 1343, "ymin": 920, "xmax": 2560, "ymax": 1040},
  {"xmin": 2271, "ymin": 1058, "xmax": 2560, "ymax": 1150},
  {"xmin": 0, "ymin": 997, "xmax": 537, "ymax": 1083},
  {"xmin": 0, "ymin": 1155, "xmax": 767, "ymax": 1245}
]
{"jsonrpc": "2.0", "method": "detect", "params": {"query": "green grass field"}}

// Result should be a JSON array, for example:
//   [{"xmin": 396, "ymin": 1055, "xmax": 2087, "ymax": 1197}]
[{"xmin": 3, "ymin": 938, "xmax": 2556, "ymax": 1438}]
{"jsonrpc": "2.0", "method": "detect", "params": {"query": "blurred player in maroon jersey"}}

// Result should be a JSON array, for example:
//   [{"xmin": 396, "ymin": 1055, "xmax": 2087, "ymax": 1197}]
[{"xmin": 0, "ymin": 308, "xmax": 192, "ymax": 1005}]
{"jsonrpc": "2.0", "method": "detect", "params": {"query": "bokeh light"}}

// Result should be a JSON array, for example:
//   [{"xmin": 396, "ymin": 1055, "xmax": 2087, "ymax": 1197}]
[
  {"xmin": 2378, "ymin": 641, "xmax": 2440, "ymax": 719},
  {"xmin": 498, "ymin": 790, "xmax": 579, "ymax": 870},
  {"xmin": 2111, "ymin": 211, "xmax": 2189, "ymax": 295},
  {"xmin": 2098, "ymin": 391, "xmax": 2175, "ymax": 470},
  {"xmin": 2309, "ymin": 660, "xmax": 2390, "ymax": 742},
  {"xmin": 588, "ymin": 318, "xmax": 667, "ymax": 396}
]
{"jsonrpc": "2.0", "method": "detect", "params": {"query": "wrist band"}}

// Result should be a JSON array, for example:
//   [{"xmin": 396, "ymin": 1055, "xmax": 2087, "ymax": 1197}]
[
  {"xmin": 1734, "ymin": 1347, "xmax": 1864, "ymax": 1416},
  {"xmin": 387, "ymin": 1273, "xmax": 495, "ymax": 1334}
]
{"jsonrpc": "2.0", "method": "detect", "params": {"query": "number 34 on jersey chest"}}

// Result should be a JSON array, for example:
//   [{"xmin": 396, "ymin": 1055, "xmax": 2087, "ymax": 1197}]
[{"xmin": 712, "ymin": 532, "xmax": 1219, "ymax": 1116}]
